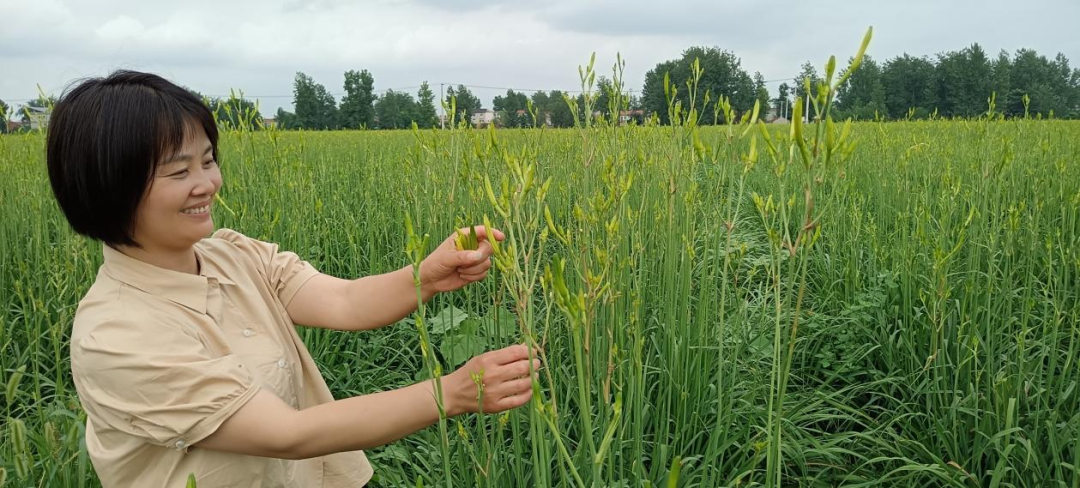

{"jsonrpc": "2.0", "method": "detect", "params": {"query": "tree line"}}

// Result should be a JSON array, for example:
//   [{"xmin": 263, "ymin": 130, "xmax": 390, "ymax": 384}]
[
  {"xmin": 824, "ymin": 44, "xmax": 1080, "ymax": 120},
  {"xmin": 2, "ymin": 42, "xmax": 1078, "ymax": 133},
  {"xmin": 272, "ymin": 42, "xmax": 1079, "ymax": 130},
  {"xmin": 274, "ymin": 71, "xmax": 640, "ymax": 130},
  {"xmin": 644, "ymin": 43, "xmax": 1080, "ymax": 123}
]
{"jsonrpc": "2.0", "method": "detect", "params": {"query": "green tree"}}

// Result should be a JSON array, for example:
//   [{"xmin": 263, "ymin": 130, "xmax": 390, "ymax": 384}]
[
  {"xmin": 1071, "ymin": 66, "xmax": 1080, "ymax": 118},
  {"xmin": 1006, "ymin": 49, "xmax": 1073, "ymax": 117},
  {"xmin": 753, "ymin": 72, "xmax": 770, "ymax": 120},
  {"xmin": 525, "ymin": 90, "xmax": 573, "ymax": 127},
  {"xmin": 935, "ymin": 43, "xmax": 992, "ymax": 117},
  {"xmin": 209, "ymin": 93, "xmax": 263, "ymax": 130},
  {"xmin": 492, "ymin": 89, "xmax": 529, "ymax": 127},
  {"xmin": 594, "ymin": 76, "xmax": 618, "ymax": 119},
  {"xmin": 274, "ymin": 107, "xmax": 297, "ymax": 129},
  {"xmin": 444, "ymin": 85, "xmax": 481, "ymax": 124},
  {"xmin": 415, "ymin": 82, "xmax": 438, "ymax": 128},
  {"xmin": 374, "ymin": 89, "xmax": 418, "ymax": 129},
  {"xmin": 340, "ymin": 69, "xmax": 376, "ymax": 129},
  {"xmin": 528, "ymin": 91, "xmax": 551, "ymax": 127},
  {"xmin": 641, "ymin": 60, "xmax": 677, "ymax": 122},
  {"xmin": 835, "ymin": 55, "xmax": 886, "ymax": 119},
  {"xmin": 641, "ymin": 47, "xmax": 755, "ymax": 124},
  {"xmin": 547, "ymin": 90, "xmax": 575, "ymax": 127},
  {"xmin": 881, "ymin": 54, "xmax": 938, "ymax": 119},
  {"xmin": 990, "ymin": 50, "xmax": 1013, "ymax": 111},
  {"xmin": 794, "ymin": 61, "xmax": 822, "ymax": 121},
  {"xmin": 0, "ymin": 98, "xmax": 8, "ymax": 133},
  {"xmin": 774, "ymin": 82, "xmax": 792, "ymax": 120},
  {"xmin": 293, "ymin": 72, "xmax": 339, "ymax": 130}
]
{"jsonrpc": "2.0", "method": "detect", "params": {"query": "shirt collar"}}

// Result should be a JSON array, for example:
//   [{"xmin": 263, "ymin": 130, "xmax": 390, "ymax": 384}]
[{"xmin": 102, "ymin": 243, "xmax": 235, "ymax": 314}]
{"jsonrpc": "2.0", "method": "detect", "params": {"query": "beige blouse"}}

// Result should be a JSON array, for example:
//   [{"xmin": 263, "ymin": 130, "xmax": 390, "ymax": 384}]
[{"xmin": 70, "ymin": 228, "xmax": 372, "ymax": 487}]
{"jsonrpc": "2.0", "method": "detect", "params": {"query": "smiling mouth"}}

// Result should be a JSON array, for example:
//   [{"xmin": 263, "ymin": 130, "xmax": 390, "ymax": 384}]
[{"xmin": 181, "ymin": 204, "xmax": 211, "ymax": 215}]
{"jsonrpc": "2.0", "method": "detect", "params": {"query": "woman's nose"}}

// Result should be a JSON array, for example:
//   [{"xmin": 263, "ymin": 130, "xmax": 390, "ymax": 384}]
[{"xmin": 192, "ymin": 168, "xmax": 218, "ymax": 195}]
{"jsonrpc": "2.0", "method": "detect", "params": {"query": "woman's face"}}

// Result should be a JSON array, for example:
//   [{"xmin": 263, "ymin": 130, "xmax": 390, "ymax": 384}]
[{"xmin": 132, "ymin": 124, "xmax": 221, "ymax": 251}]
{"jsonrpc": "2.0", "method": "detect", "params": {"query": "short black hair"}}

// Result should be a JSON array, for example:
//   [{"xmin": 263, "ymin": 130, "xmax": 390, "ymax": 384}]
[{"xmin": 46, "ymin": 70, "xmax": 219, "ymax": 247}]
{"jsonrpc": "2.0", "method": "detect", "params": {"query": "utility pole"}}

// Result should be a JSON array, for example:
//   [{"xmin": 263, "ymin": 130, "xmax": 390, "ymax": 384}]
[{"xmin": 805, "ymin": 90, "xmax": 810, "ymax": 123}]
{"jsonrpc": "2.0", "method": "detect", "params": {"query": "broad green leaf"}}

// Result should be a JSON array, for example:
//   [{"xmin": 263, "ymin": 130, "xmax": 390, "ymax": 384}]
[
  {"xmin": 440, "ymin": 333, "xmax": 488, "ymax": 367},
  {"xmin": 428, "ymin": 306, "xmax": 470, "ymax": 335},
  {"xmin": 482, "ymin": 308, "xmax": 518, "ymax": 338}
]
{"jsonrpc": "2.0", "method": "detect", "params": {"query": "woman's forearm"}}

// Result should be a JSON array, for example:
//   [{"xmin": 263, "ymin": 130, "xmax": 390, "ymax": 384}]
[
  {"xmin": 287, "ymin": 376, "xmax": 460, "ymax": 458},
  {"xmin": 342, "ymin": 265, "xmax": 436, "ymax": 330},
  {"xmin": 194, "ymin": 345, "xmax": 534, "ymax": 460}
]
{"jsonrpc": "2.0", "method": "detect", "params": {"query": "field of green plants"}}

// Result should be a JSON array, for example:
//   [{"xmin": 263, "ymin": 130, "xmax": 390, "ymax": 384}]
[{"xmin": 2, "ymin": 46, "xmax": 1080, "ymax": 486}]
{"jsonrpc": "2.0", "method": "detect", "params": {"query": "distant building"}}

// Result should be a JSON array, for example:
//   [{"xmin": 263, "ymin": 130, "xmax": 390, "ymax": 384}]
[
  {"xmin": 25, "ymin": 106, "xmax": 50, "ymax": 130},
  {"xmin": 6, "ymin": 120, "xmax": 22, "ymax": 132},
  {"xmin": 471, "ymin": 109, "xmax": 496, "ymax": 127},
  {"xmin": 770, "ymin": 116, "xmax": 790, "ymax": 124},
  {"xmin": 262, "ymin": 117, "xmax": 277, "ymax": 129},
  {"xmin": 618, "ymin": 109, "xmax": 645, "ymax": 125},
  {"xmin": 510, "ymin": 109, "xmax": 552, "ymax": 127}
]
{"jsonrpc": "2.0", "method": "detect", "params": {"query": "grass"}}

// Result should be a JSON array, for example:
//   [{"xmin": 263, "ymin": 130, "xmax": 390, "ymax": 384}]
[{"xmin": 2, "ymin": 36, "xmax": 1079, "ymax": 487}]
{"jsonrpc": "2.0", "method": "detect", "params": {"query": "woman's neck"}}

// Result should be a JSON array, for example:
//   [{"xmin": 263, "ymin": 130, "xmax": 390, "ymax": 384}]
[{"xmin": 113, "ymin": 242, "xmax": 200, "ymax": 275}]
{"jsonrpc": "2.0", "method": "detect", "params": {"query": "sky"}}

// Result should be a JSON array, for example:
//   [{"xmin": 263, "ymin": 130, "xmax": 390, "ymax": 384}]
[{"xmin": 2, "ymin": 0, "xmax": 1078, "ymax": 118}]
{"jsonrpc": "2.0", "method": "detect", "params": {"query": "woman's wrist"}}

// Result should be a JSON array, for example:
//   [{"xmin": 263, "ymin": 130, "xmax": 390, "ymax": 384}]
[
  {"xmin": 405, "ymin": 264, "xmax": 439, "ymax": 303},
  {"xmin": 437, "ymin": 371, "xmax": 467, "ymax": 417}
]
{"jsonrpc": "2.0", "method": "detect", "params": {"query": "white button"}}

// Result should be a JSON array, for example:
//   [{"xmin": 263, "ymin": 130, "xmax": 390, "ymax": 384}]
[
  {"xmin": 174, "ymin": 440, "xmax": 186, "ymax": 449},
  {"xmin": 242, "ymin": 329, "xmax": 254, "ymax": 337},
  {"xmin": 277, "ymin": 358, "xmax": 287, "ymax": 368}
]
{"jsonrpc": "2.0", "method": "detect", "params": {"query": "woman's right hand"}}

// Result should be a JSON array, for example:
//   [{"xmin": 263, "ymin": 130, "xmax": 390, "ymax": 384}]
[{"xmin": 443, "ymin": 344, "xmax": 541, "ymax": 416}]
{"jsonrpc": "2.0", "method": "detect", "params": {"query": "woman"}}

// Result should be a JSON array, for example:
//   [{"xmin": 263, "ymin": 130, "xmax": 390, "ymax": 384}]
[{"xmin": 46, "ymin": 70, "xmax": 538, "ymax": 487}]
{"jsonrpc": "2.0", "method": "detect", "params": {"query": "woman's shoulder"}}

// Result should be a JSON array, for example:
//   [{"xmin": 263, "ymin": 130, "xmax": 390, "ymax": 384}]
[
  {"xmin": 199, "ymin": 228, "xmax": 318, "ymax": 304},
  {"xmin": 199, "ymin": 228, "xmax": 281, "ymax": 259},
  {"xmin": 202, "ymin": 227, "xmax": 251, "ymax": 249},
  {"xmin": 198, "ymin": 228, "xmax": 270, "ymax": 268},
  {"xmin": 198, "ymin": 228, "xmax": 308, "ymax": 278}
]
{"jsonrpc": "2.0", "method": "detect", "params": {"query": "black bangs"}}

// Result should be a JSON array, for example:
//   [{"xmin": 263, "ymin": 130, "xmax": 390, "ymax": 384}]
[
  {"xmin": 46, "ymin": 70, "xmax": 219, "ymax": 247},
  {"xmin": 151, "ymin": 88, "xmax": 220, "ymax": 179}
]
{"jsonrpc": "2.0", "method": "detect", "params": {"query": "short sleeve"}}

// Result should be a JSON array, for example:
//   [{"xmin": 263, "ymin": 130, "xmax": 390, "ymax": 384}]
[
  {"xmin": 71, "ymin": 316, "xmax": 260, "ymax": 450},
  {"xmin": 212, "ymin": 228, "xmax": 320, "ymax": 307}
]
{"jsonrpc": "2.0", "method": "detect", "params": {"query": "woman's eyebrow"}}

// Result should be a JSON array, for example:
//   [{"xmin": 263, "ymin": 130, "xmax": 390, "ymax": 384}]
[{"xmin": 164, "ymin": 144, "xmax": 214, "ymax": 164}]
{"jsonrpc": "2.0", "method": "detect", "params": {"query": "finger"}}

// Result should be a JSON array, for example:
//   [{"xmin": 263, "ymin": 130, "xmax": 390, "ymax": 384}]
[
  {"xmin": 489, "ymin": 377, "xmax": 533, "ymax": 398},
  {"xmin": 491, "ymin": 358, "xmax": 542, "ymax": 382},
  {"xmin": 458, "ymin": 272, "xmax": 488, "ymax": 282},
  {"xmin": 495, "ymin": 389, "xmax": 533, "ymax": 411},
  {"xmin": 472, "ymin": 240, "xmax": 494, "ymax": 259},
  {"xmin": 488, "ymin": 344, "xmax": 532, "ymax": 366},
  {"xmin": 457, "ymin": 225, "xmax": 505, "ymax": 243},
  {"xmin": 458, "ymin": 259, "xmax": 492, "ymax": 275},
  {"xmin": 455, "ymin": 250, "xmax": 481, "ymax": 266}
]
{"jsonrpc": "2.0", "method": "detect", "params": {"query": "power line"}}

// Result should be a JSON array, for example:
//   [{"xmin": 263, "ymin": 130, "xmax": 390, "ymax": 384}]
[{"xmin": 763, "ymin": 77, "xmax": 799, "ymax": 83}]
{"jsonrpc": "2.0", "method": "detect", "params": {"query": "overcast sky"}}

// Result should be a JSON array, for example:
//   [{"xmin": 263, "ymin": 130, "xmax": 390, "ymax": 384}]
[{"xmin": 3, "ymin": 0, "xmax": 1078, "ymax": 118}]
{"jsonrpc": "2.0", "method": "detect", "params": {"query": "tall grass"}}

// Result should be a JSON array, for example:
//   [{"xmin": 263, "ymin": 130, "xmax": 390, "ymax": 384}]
[{"xmin": 2, "ymin": 30, "xmax": 1079, "ymax": 486}]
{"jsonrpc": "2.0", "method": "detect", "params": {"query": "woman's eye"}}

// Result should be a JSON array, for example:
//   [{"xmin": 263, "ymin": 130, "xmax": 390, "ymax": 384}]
[
  {"xmin": 203, "ymin": 159, "xmax": 217, "ymax": 166},
  {"xmin": 171, "ymin": 169, "xmax": 189, "ymax": 177}
]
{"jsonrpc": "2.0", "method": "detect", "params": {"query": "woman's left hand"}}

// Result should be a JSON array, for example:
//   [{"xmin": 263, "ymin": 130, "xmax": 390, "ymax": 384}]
[{"xmin": 419, "ymin": 225, "xmax": 505, "ymax": 295}]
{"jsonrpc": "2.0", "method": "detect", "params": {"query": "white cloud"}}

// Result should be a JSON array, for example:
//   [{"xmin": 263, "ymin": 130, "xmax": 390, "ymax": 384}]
[{"xmin": 95, "ymin": 15, "xmax": 146, "ymax": 40}]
